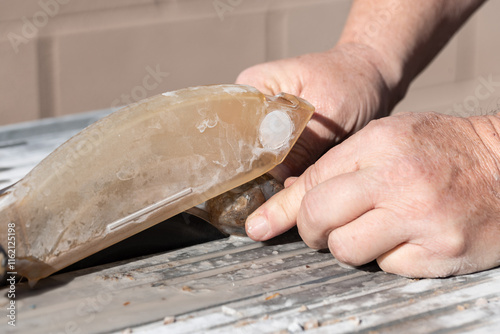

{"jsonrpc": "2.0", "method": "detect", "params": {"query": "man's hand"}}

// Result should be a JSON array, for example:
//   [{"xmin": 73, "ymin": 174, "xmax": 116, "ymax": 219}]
[
  {"xmin": 246, "ymin": 112, "xmax": 500, "ymax": 278},
  {"xmin": 236, "ymin": 0, "xmax": 486, "ymax": 183},
  {"xmin": 236, "ymin": 44, "xmax": 396, "ymax": 181}
]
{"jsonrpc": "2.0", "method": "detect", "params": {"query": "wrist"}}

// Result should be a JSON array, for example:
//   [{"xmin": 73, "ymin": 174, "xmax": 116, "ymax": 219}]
[
  {"xmin": 335, "ymin": 39, "xmax": 404, "ymax": 93},
  {"xmin": 327, "ymin": 43, "xmax": 404, "ymax": 118}
]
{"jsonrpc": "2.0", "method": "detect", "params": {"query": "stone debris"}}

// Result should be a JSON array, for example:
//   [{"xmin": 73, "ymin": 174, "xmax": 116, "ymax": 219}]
[
  {"xmin": 303, "ymin": 319, "xmax": 319, "ymax": 330},
  {"xmin": 163, "ymin": 316, "xmax": 176, "ymax": 325},
  {"xmin": 298, "ymin": 305, "xmax": 309, "ymax": 312},
  {"xmin": 221, "ymin": 305, "xmax": 243, "ymax": 317}
]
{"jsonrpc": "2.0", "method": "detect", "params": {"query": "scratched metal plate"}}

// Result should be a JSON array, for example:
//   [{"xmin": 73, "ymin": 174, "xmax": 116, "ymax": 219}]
[{"xmin": 0, "ymin": 111, "xmax": 500, "ymax": 334}]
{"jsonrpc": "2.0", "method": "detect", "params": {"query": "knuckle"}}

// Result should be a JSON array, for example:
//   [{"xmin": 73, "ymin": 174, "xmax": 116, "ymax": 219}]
[
  {"xmin": 394, "ymin": 156, "xmax": 425, "ymax": 179},
  {"xmin": 302, "ymin": 163, "xmax": 322, "ymax": 190},
  {"xmin": 300, "ymin": 236, "xmax": 325, "ymax": 251},
  {"xmin": 365, "ymin": 117, "xmax": 395, "ymax": 135},
  {"xmin": 297, "ymin": 192, "xmax": 319, "ymax": 238},
  {"xmin": 439, "ymin": 233, "xmax": 467, "ymax": 258},
  {"xmin": 378, "ymin": 156, "xmax": 428, "ymax": 194},
  {"xmin": 328, "ymin": 231, "xmax": 359, "ymax": 265},
  {"xmin": 296, "ymin": 185, "xmax": 332, "ymax": 251},
  {"xmin": 299, "ymin": 191, "xmax": 316, "ymax": 225},
  {"xmin": 360, "ymin": 120, "xmax": 403, "ymax": 156},
  {"xmin": 273, "ymin": 193, "xmax": 297, "ymax": 228}
]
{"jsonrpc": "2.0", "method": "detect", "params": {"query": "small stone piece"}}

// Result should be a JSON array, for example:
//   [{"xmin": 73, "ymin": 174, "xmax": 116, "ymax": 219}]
[
  {"xmin": 304, "ymin": 319, "xmax": 319, "ymax": 330},
  {"xmin": 349, "ymin": 316, "xmax": 362, "ymax": 326},
  {"xmin": 321, "ymin": 319, "xmax": 341, "ymax": 326},
  {"xmin": 265, "ymin": 293, "xmax": 282, "ymax": 301},
  {"xmin": 163, "ymin": 316, "xmax": 176, "ymax": 325},
  {"xmin": 235, "ymin": 319, "xmax": 254, "ymax": 327},
  {"xmin": 222, "ymin": 305, "xmax": 243, "ymax": 317},
  {"xmin": 250, "ymin": 263, "xmax": 262, "ymax": 269}
]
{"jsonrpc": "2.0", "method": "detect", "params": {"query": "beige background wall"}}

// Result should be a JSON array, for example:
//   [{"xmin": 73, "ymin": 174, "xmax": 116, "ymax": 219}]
[{"xmin": 0, "ymin": 0, "xmax": 499, "ymax": 126}]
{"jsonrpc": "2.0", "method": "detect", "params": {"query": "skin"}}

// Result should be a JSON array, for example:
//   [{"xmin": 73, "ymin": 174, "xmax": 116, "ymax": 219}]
[{"xmin": 236, "ymin": 0, "xmax": 500, "ymax": 278}]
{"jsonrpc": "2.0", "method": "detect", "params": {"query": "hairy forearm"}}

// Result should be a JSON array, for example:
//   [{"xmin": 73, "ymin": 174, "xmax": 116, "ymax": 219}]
[{"xmin": 337, "ymin": 0, "xmax": 486, "ymax": 106}]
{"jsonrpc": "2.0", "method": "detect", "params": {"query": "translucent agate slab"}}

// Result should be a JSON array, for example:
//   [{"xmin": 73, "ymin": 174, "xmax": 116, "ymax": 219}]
[{"xmin": 0, "ymin": 84, "xmax": 314, "ymax": 284}]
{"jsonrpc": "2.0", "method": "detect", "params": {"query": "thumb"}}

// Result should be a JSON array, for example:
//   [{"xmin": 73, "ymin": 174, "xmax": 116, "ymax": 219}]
[
  {"xmin": 245, "ymin": 165, "xmax": 319, "ymax": 241},
  {"xmin": 245, "ymin": 134, "xmax": 361, "ymax": 241}
]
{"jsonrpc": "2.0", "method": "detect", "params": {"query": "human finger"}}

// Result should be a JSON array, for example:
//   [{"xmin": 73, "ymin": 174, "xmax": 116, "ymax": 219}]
[
  {"xmin": 245, "ymin": 139, "xmax": 363, "ymax": 241},
  {"xmin": 327, "ymin": 208, "xmax": 410, "ymax": 266},
  {"xmin": 284, "ymin": 177, "xmax": 298, "ymax": 188},
  {"xmin": 296, "ymin": 169, "xmax": 377, "ymax": 249},
  {"xmin": 376, "ymin": 239, "xmax": 469, "ymax": 278}
]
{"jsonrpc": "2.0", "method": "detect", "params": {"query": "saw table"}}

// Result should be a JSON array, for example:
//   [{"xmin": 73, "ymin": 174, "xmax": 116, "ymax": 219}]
[{"xmin": 1, "ymin": 110, "xmax": 499, "ymax": 334}]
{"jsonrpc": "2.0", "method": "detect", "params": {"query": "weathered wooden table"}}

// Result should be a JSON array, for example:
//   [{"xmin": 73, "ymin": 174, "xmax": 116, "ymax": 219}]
[{"xmin": 1, "ymin": 111, "xmax": 499, "ymax": 334}]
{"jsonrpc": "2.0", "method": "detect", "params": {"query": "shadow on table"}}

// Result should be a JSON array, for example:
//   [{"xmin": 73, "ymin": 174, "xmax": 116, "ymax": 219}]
[
  {"xmin": 265, "ymin": 228, "xmax": 383, "ymax": 274},
  {"xmin": 7, "ymin": 213, "xmax": 225, "ymax": 299}
]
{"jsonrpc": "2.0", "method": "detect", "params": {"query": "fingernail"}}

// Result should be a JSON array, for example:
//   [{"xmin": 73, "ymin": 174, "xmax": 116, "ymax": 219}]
[{"xmin": 246, "ymin": 215, "xmax": 269, "ymax": 240}]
